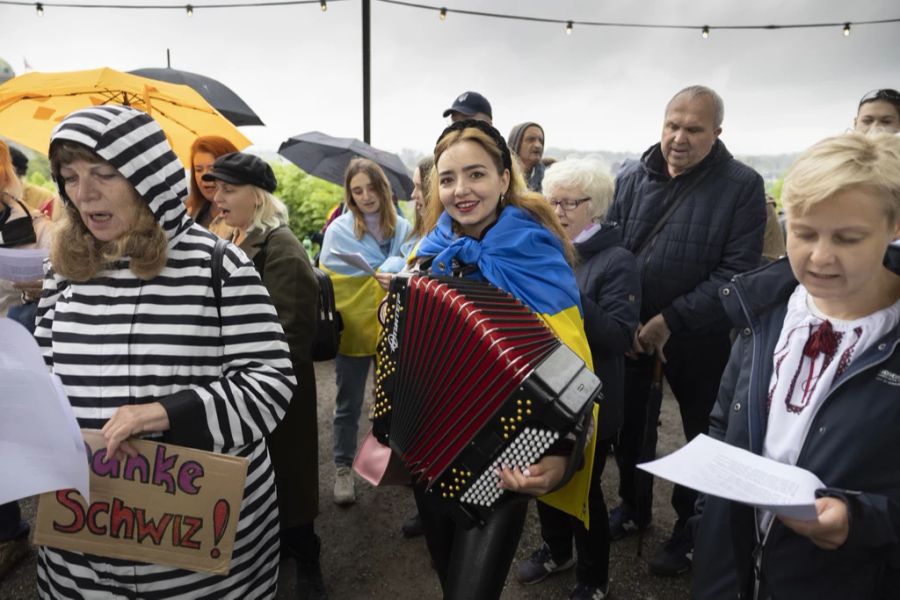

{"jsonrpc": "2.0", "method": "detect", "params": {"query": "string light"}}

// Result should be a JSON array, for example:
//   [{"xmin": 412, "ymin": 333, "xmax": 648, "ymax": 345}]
[{"xmin": 0, "ymin": 0, "xmax": 893, "ymax": 40}]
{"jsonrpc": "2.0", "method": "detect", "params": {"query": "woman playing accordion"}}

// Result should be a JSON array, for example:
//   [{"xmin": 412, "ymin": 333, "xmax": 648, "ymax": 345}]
[{"xmin": 390, "ymin": 120, "xmax": 600, "ymax": 599}]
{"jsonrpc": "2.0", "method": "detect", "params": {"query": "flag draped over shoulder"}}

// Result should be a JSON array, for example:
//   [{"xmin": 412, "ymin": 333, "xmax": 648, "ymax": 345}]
[
  {"xmin": 416, "ymin": 205, "xmax": 599, "ymax": 527},
  {"xmin": 320, "ymin": 212, "xmax": 411, "ymax": 356}
]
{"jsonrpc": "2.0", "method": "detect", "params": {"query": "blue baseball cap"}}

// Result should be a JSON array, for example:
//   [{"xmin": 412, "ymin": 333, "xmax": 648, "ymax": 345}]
[{"xmin": 442, "ymin": 91, "xmax": 493, "ymax": 120}]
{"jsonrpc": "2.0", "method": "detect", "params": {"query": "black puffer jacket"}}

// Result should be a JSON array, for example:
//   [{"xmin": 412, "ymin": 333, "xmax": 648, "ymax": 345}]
[
  {"xmin": 693, "ymin": 249, "xmax": 900, "ymax": 600},
  {"xmin": 574, "ymin": 223, "xmax": 641, "ymax": 440},
  {"xmin": 608, "ymin": 140, "xmax": 766, "ymax": 336}
]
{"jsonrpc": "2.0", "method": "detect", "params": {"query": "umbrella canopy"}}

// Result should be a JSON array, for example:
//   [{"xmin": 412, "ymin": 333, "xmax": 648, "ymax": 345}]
[
  {"xmin": 0, "ymin": 67, "xmax": 251, "ymax": 166},
  {"xmin": 279, "ymin": 131, "xmax": 414, "ymax": 199},
  {"xmin": 129, "ymin": 67, "xmax": 264, "ymax": 127}
]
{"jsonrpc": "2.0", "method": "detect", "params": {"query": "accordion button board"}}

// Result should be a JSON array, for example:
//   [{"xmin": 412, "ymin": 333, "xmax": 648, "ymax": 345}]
[{"xmin": 374, "ymin": 274, "xmax": 601, "ymax": 526}]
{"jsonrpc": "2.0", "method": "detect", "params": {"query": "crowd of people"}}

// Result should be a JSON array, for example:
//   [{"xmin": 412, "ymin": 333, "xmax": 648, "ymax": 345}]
[{"xmin": 0, "ymin": 84, "xmax": 898, "ymax": 600}]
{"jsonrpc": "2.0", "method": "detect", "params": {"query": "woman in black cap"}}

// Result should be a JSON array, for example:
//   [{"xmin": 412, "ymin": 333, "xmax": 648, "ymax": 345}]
[{"xmin": 204, "ymin": 152, "xmax": 326, "ymax": 598}]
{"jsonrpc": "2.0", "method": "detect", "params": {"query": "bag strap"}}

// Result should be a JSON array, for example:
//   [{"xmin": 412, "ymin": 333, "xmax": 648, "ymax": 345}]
[
  {"xmin": 211, "ymin": 237, "xmax": 228, "ymax": 325},
  {"xmin": 251, "ymin": 227, "xmax": 280, "ymax": 280},
  {"xmin": 632, "ymin": 166, "xmax": 715, "ymax": 258}
]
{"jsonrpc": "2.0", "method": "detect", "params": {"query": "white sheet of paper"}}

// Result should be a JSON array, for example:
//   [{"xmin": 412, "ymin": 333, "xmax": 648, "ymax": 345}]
[
  {"xmin": 638, "ymin": 434, "xmax": 824, "ymax": 520},
  {"xmin": 331, "ymin": 250, "xmax": 377, "ymax": 275},
  {"xmin": 0, "ymin": 247, "xmax": 48, "ymax": 282},
  {"xmin": 0, "ymin": 319, "xmax": 89, "ymax": 504}
]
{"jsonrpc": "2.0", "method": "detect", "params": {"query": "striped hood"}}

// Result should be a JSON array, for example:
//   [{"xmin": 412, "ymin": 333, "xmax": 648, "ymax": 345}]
[{"xmin": 50, "ymin": 105, "xmax": 190, "ymax": 242}]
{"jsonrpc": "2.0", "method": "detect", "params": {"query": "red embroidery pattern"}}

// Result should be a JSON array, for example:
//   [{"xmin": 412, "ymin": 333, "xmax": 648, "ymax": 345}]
[
  {"xmin": 769, "ymin": 321, "xmax": 844, "ymax": 415},
  {"xmin": 835, "ymin": 326, "xmax": 863, "ymax": 378},
  {"xmin": 768, "ymin": 325, "xmax": 806, "ymax": 413}
]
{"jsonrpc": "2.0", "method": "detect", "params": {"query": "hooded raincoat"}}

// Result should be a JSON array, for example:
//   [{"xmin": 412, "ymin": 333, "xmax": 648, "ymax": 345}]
[{"xmin": 35, "ymin": 106, "xmax": 295, "ymax": 599}]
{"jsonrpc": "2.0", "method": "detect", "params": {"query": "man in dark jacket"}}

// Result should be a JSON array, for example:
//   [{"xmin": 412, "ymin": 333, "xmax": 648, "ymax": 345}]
[{"xmin": 606, "ymin": 85, "xmax": 766, "ymax": 576}]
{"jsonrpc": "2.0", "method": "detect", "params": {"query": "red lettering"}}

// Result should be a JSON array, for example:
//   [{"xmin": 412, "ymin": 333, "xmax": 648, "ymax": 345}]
[
  {"xmin": 109, "ymin": 497, "xmax": 135, "ymax": 539},
  {"xmin": 86, "ymin": 501, "xmax": 109, "ymax": 535},
  {"xmin": 52, "ymin": 490, "xmax": 85, "ymax": 534},
  {"xmin": 135, "ymin": 508, "xmax": 173, "ymax": 545},
  {"xmin": 178, "ymin": 516, "xmax": 203, "ymax": 550}
]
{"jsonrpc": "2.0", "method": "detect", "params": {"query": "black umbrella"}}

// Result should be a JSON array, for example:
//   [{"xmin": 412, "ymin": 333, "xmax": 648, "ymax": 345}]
[
  {"xmin": 278, "ymin": 131, "xmax": 414, "ymax": 199},
  {"xmin": 129, "ymin": 67, "xmax": 264, "ymax": 127}
]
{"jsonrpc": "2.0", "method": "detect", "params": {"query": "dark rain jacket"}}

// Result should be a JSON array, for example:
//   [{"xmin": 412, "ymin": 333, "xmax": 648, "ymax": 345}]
[
  {"xmin": 607, "ymin": 139, "xmax": 766, "ymax": 337},
  {"xmin": 692, "ymin": 248, "xmax": 900, "ymax": 600},
  {"xmin": 241, "ymin": 224, "xmax": 320, "ymax": 526},
  {"xmin": 574, "ymin": 223, "xmax": 641, "ymax": 441}
]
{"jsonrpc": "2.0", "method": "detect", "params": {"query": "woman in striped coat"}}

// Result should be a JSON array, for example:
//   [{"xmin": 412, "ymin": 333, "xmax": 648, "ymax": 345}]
[{"xmin": 34, "ymin": 105, "xmax": 296, "ymax": 599}]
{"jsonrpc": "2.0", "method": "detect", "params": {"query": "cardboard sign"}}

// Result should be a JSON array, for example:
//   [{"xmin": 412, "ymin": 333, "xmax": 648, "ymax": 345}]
[{"xmin": 34, "ymin": 430, "xmax": 248, "ymax": 575}]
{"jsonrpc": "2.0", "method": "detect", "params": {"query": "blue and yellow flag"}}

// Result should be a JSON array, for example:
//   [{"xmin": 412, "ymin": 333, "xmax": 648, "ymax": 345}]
[
  {"xmin": 320, "ymin": 212, "xmax": 411, "ymax": 356},
  {"xmin": 417, "ymin": 205, "xmax": 598, "ymax": 527}
]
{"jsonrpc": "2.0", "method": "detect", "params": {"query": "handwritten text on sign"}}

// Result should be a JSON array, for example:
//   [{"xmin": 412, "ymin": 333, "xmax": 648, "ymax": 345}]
[{"xmin": 34, "ymin": 430, "xmax": 248, "ymax": 575}]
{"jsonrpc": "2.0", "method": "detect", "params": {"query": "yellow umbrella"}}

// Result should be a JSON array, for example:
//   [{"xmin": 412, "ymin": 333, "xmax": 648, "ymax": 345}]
[{"xmin": 0, "ymin": 67, "xmax": 251, "ymax": 165}]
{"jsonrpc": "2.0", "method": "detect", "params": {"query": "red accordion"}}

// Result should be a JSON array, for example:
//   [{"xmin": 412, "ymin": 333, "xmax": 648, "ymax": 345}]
[{"xmin": 373, "ymin": 274, "xmax": 600, "ymax": 524}]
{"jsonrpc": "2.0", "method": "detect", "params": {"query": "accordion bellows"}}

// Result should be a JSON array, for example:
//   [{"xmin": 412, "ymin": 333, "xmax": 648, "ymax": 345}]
[{"xmin": 374, "ymin": 274, "xmax": 601, "ymax": 525}]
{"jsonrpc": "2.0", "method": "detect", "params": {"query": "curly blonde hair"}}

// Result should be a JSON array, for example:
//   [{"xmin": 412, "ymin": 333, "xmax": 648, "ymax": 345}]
[{"xmin": 49, "ymin": 141, "xmax": 167, "ymax": 282}]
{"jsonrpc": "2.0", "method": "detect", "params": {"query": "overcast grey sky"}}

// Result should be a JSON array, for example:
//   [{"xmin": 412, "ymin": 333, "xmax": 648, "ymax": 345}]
[{"xmin": 2, "ymin": 0, "xmax": 898, "ymax": 157}]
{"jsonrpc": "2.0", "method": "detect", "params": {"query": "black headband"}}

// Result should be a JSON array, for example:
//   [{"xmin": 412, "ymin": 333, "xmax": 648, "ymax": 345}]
[{"xmin": 437, "ymin": 119, "xmax": 513, "ymax": 173}]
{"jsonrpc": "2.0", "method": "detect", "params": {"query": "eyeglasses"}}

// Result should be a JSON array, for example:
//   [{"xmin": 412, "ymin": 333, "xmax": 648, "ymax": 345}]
[
  {"xmin": 859, "ymin": 89, "xmax": 900, "ymax": 105},
  {"xmin": 548, "ymin": 196, "xmax": 590, "ymax": 211}
]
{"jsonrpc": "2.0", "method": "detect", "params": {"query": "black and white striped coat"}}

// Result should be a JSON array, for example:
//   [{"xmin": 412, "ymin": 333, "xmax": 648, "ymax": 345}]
[{"xmin": 34, "ymin": 105, "xmax": 295, "ymax": 599}]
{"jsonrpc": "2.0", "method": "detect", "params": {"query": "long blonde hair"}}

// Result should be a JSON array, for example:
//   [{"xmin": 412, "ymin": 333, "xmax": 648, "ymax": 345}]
[
  {"xmin": 49, "ymin": 141, "xmax": 167, "ymax": 282},
  {"xmin": 424, "ymin": 124, "xmax": 575, "ymax": 265}
]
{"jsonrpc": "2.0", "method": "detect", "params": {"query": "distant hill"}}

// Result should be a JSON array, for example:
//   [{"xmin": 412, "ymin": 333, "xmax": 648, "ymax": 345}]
[{"xmin": 400, "ymin": 146, "xmax": 797, "ymax": 184}]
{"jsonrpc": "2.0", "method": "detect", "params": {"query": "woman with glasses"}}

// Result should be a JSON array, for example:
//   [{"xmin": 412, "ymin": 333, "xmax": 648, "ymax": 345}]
[
  {"xmin": 514, "ymin": 158, "xmax": 640, "ymax": 600},
  {"xmin": 854, "ymin": 89, "xmax": 900, "ymax": 134}
]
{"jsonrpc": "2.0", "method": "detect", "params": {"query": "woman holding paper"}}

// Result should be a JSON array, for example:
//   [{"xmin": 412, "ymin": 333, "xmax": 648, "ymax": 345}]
[
  {"xmin": 35, "ymin": 106, "xmax": 295, "ymax": 599},
  {"xmin": 0, "ymin": 141, "xmax": 53, "ymax": 580},
  {"xmin": 692, "ymin": 132, "xmax": 900, "ymax": 599},
  {"xmin": 319, "ymin": 158, "xmax": 410, "ymax": 506},
  {"xmin": 0, "ymin": 141, "xmax": 52, "ymax": 323}
]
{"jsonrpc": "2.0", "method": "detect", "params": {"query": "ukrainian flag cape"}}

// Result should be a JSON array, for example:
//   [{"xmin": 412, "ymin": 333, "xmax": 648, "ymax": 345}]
[
  {"xmin": 416, "ymin": 205, "xmax": 599, "ymax": 527},
  {"xmin": 320, "ymin": 212, "xmax": 412, "ymax": 356}
]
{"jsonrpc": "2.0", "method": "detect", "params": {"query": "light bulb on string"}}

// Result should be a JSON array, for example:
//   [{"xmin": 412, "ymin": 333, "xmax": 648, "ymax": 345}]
[
  {"xmin": 701, "ymin": 26, "xmax": 709, "ymax": 39},
  {"xmin": 35, "ymin": 2, "xmax": 44, "ymax": 16},
  {"xmin": 185, "ymin": 4, "xmax": 193, "ymax": 16},
  {"xmin": 440, "ymin": 7, "xmax": 446, "ymax": 21},
  {"xmin": 843, "ymin": 23, "xmax": 850, "ymax": 36},
  {"xmin": 320, "ymin": 0, "xmax": 327, "ymax": 11},
  {"xmin": 565, "ymin": 21, "xmax": 573, "ymax": 35}
]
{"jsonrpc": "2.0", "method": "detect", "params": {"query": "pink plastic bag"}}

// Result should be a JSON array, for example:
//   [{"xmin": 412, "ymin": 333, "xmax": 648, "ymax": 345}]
[{"xmin": 352, "ymin": 429, "xmax": 409, "ymax": 486}]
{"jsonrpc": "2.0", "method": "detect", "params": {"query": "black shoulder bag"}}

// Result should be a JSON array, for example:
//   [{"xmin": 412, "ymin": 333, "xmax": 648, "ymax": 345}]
[{"xmin": 243, "ymin": 228, "xmax": 343, "ymax": 362}]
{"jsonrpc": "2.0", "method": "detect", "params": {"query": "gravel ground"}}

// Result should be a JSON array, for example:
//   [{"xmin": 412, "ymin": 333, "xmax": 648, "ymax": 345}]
[{"xmin": 2, "ymin": 360, "xmax": 691, "ymax": 600}]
